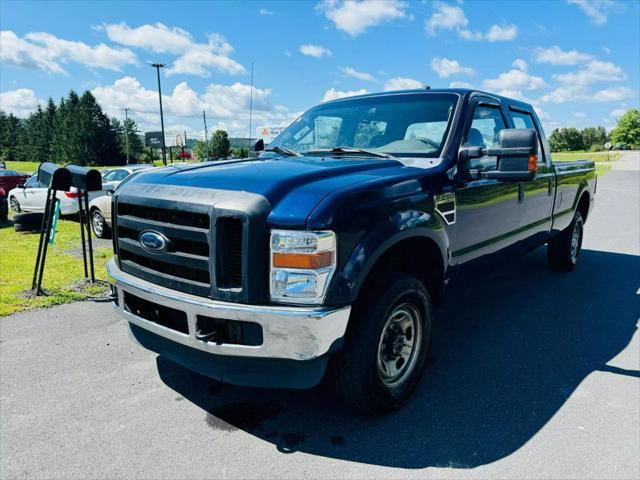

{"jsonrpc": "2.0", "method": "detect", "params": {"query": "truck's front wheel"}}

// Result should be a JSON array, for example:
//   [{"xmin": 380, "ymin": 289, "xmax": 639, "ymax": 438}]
[{"xmin": 329, "ymin": 272, "xmax": 432, "ymax": 414}]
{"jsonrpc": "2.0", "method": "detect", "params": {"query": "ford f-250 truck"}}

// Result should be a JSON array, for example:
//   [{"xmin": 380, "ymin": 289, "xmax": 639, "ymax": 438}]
[{"xmin": 108, "ymin": 88, "xmax": 596, "ymax": 413}]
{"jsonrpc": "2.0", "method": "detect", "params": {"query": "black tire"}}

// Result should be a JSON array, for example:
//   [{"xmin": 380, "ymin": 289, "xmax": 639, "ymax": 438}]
[
  {"xmin": 9, "ymin": 196, "xmax": 20, "ymax": 213},
  {"xmin": 548, "ymin": 211, "xmax": 584, "ymax": 271},
  {"xmin": 90, "ymin": 208, "xmax": 111, "ymax": 239},
  {"xmin": 14, "ymin": 212, "xmax": 44, "ymax": 233},
  {"xmin": 329, "ymin": 272, "xmax": 432, "ymax": 415}
]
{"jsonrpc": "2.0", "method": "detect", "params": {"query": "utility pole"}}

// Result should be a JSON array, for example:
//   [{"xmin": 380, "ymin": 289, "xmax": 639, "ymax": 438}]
[
  {"xmin": 202, "ymin": 110, "xmax": 208, "ymax": 143},
  {"xmin": 151, "ymin": 63, "xmax": 167, "ymax": 165},
  {"xmin": 183, "ymin": 130, "xmax": 187, "ymax": 162},
  {"xmin": 124, "ymin": 108, "xmax": 130, "ymax": 164},
  {"xmin": 248, "ymin": 62, "xmax": 254, "ymax": 144}
]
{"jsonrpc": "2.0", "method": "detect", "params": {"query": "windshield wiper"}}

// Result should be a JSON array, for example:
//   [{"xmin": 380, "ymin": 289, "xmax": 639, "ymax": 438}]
[
  {"xmin": 307, "ymin": 146, "xmax": 394, "ymax": 159},
  {"xmin": 264, "ymin": 146, "xmax": 301, "ymax": 157}
]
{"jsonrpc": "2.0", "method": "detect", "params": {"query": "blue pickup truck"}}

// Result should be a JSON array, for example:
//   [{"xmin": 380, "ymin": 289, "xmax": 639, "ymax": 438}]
[{"xmin": 108, "ymin": 88, "xmax": 596, "ymax": 413}]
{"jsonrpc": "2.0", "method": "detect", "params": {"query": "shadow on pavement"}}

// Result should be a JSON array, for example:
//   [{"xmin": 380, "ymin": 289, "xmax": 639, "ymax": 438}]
[{"xmin": 157, "ymin": 248, "xmax": 640, "ymax": 469}]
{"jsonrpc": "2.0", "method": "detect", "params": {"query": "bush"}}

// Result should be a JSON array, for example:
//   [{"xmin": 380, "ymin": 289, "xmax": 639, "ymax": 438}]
[{"xmin": 589, "ymin": 144, "xmax": 604, "ymax": 152}]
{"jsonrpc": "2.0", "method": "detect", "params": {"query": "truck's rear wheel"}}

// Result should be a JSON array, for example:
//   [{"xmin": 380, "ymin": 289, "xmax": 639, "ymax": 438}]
[
  {"xmin": 548, "ymin": 211, "xmax": 584, "ymax": 271},
  {"xmin": 329, "ymin": 272, "xmax": 432, "ymax": 414}
]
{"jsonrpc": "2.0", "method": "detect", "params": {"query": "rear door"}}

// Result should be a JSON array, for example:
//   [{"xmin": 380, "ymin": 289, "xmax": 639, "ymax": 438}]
[
  {"xmin": 509, "ymin": 107, "xmax": 554, "ymax": 248},
  {"xmin": 452, "ymin": 99, "xmax": 523, "ymax": 266}
]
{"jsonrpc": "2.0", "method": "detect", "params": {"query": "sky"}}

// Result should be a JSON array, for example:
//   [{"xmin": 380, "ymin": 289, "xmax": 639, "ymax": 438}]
[{"xmin": 1, "ymin": 0, "xmax": 639, "ymax": 143}]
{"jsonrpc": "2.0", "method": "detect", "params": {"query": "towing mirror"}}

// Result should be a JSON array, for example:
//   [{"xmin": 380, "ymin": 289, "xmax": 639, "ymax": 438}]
[
  {"xmin": 250, "ymin": 138, "xmax": 264, "ymax": 154},
  {"xmin": 485, "ymin": 129, "xmax": 538, "ymax": 182}
]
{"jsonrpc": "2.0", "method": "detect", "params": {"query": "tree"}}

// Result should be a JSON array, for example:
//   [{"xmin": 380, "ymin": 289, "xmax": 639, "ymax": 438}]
[
  {"xmin": 113, "ymin": 117, "xmax": 144, "ymax": 163},
  {"xmin": 231, "ymin": 146, "xmax": 249, "ymax": 158},
  {"xmin": 0, "ymin": 112, "xmax": 25, "ymax": 161},
  {"xmin": 548, "ymin": 127, "xmax": 584, "ymax": 151},
  {"xmin": 611, "ymin": 109, "xmax": 640, "ymax": 147},
  {"xmin": 192, "ymin": 140, "xmax": 210, "ymax": 161},
  {"xmin": 210, "ymin": 129, "xmax": 231, "ymax": 158},
  {"xmin": 581, "ymin": 126, "xmax": 607, "ymax": 150}
]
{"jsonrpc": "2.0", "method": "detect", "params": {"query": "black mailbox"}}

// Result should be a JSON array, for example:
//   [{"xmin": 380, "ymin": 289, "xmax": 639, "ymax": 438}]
[
  {"xmin": 65, "ymin": 165, "xmax": 103, "ymax": 192},
  {"xmin": 37, "ymin": 162, "xmax": 72, "ymax": 191}
]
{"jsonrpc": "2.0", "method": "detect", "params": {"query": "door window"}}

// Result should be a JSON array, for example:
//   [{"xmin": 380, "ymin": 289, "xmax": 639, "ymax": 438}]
[
  {"xmin": 25, "ymin": 177, "xmax": 44, "ymax": 188},
  {"xmin": 102, "ymin": 170, "xmax": 118, "ymax": 181},
  {"xmin": 510, "ymin": 109, "xmax": 544, "ymax": 164},
  {"xmin": 113, "ymin": 170, "xmax": 129, "ymax": 181},
  {"xmin": 463, "ymin": 105, "xmax": 507, "ymax": 171}
]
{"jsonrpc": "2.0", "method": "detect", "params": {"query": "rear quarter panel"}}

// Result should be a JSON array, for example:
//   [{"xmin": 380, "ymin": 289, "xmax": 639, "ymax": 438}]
[{"xmin": 551, "ymin": 160, "xmax": 596, "ymax": 232}]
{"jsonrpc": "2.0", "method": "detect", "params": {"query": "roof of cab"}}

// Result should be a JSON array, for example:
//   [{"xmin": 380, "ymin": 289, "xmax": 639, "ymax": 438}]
[{"xmin": 323, "ymin": 87, "xmax": 534, "ymax": 111}]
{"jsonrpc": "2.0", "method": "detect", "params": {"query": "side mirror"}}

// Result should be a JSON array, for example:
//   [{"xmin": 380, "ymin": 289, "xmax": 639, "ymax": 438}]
[
  {"xmin": 485, "ymin": 129, "xmax": 538, "ymax": 182},
  {"xmin": 16, "ymin": 183, "xmax": 25, "ymax": 189},
  {"xmin": 250, "ymin": 138, "xmax": 264, "ymax": 154}
]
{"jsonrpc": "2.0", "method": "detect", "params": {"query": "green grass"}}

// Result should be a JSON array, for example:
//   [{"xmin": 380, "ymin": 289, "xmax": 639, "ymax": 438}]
[
  {"xmin": 595, "ymin": 164, "xmax": 612, "ymax": 176},
  {"xmin": 552, "ymin": 151, "xmax": 621, "ymax": 162},
  {"xmin": 0, "ymin": 216, "xmax": 112, "ymax": 317}
]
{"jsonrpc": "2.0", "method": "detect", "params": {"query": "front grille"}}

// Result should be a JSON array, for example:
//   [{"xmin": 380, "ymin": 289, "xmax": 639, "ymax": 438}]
[
  {"xmin": 114, "ymin": 185, "xmax": 268, "ymax": 304},
  {"xmin": 216, "ymin": 218, "xmax": 244, "ymax": 288},
  {"xmin": 116, "ymin": 199, "xmax": 213, "ymax": 297}
]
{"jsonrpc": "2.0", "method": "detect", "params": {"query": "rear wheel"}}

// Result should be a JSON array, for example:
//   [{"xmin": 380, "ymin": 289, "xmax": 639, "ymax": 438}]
[
  {"xmin": 9, "ymin": 196, "xmax": 20, "ymax": 213},
  {"xmin": 329, "ymin": 272, "xmax": 432, "ymax": 414},
  {"xmin": 548, "ymin": 211, "xmax": 584, "ymax": 271}
]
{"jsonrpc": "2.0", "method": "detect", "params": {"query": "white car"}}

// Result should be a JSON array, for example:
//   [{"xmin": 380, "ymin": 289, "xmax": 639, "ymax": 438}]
[
  {"xmin": 89, "ymin": 165, "xmax": 154, "ymax": 238},
  {"xmin": 88, "ymin": 192, "xmax": 113, "ymax": 238},
  {"xmin": 101, "ymin": 165, "xmax": 154, "ymax": 191},
  {"xmin": 7, "ymin": 176, "xmax": 93, "ymax": 215}
]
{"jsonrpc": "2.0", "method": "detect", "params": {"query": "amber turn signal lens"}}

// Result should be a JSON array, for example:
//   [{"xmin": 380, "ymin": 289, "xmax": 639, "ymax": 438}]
[
  {"xmin": 273, "ymin": 251, "xmax": 333, "ymax": 269},
  {"xmin": 528, "ymin": 154, "xmax": 538, "ymax": 172}
]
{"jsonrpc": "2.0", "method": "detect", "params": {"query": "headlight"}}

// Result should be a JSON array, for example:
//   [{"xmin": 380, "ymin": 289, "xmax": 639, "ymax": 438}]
[{"xmin": 270, "ymin": 230, "xmax": 336, "ymax": 304}]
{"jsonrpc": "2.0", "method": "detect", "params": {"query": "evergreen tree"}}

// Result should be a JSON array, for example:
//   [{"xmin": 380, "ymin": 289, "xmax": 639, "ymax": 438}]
[
  {"xmin": 210, "ymin": 129, "xmax": 231, "ymax": 158},
  {"xmin": 0, "ymin": 112, "xmax": 25, "ymax": 161}
]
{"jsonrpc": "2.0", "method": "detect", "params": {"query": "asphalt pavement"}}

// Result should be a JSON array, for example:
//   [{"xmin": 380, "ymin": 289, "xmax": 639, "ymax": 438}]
[{"xmin": 1, "ymin": 152, "xmax": 639, "ymax": 479}]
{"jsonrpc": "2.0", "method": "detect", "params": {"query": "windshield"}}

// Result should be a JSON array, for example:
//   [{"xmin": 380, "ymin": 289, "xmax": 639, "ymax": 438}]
[{"xmin": 268, "ymin": 93, "xmax": 458, "ymax": 158}]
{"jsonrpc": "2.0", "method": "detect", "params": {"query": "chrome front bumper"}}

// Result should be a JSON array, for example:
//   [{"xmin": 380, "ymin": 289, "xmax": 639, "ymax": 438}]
[{"xmin": 107, "ymin": 258, "xmax": 351, "ymax": 361}]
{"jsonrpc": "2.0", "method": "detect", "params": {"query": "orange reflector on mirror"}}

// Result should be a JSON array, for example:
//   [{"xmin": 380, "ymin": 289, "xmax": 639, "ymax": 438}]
[
  {"xmin": 528, "ymin": 155, "xmax": 538, "ymax": 172},
  {"xmin": 273, "ymin": 252, "xmax": 333, "ymax": 269}
]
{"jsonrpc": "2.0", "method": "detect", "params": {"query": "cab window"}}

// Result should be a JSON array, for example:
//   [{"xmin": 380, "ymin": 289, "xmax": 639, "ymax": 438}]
[
  {"xmin": 463, "ymin": 105, "xmax": 506, "ymax": 171},
  {"xmin": 510, "ymin": 109, "xmax": 545, "ymax": 164}
]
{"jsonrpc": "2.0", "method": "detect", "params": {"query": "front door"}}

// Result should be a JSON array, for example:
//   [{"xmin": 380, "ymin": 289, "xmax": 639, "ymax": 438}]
[{"xmin": 452, "ymin": 101, "xmax": 523, "ymax": 268}]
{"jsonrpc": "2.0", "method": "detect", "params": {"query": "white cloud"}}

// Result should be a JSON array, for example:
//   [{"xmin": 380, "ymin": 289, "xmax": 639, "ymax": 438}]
[
  {"xmin": 539, "ymin": 85, "xmax": 634, "ymax": 104},
  {"xmin": 322, "ymin": 88, "xmax": 368, "ymax": 102},
  {"xmin": 259, "ymin": 8, "xmax": 274, "ymax": 15},
  {"xmin": 0, "ymin": 88, "xmax": 41, "ymax": 116},
  {"xmin": 485, "ymin": 24, "xmax": 519, "ymax": 42},
  {"xmin": 425, "ymin": 2, "xmax": 468, "ymax": 34},
  {"xmin": 567, "ymin": 0, "xmax": 621, "ymax": 25},
  {"xmin": 339, "ymin": 66, "xmax": 375, "ymax": 81},
  {"xmin": 483, "ymin": 68, "xmax": 547, "ymax": 92},
  {"xmin": 166, "ymin": 34, "xmax": 245, "ymax": 76},
  {"xmin": 299, "ymin": 44, "xmax": 332, "ymax": 58},
  {"xmin": 512, "ymin": 58, "xmax": 528, "ymax": 71},
  {"xmin": 431, "ymin": 57, "xmax": 474, "ymax": 78},
  {"xmin": 534, "ymin": 45, "xmax": 593, "ymax": 65},
  {"xmin": 91, "ymin": 76, "xmax": 297, "ymax": 137},
  {"xmin": 383, "ymin": 77, "xmax": 422, "ymax": 91},
  {"xmin": 610, "ymin": 108, "xmax": 626, "ymax": 118},
  {"xmin": 572, "ymin": 111, "xmax": 587, "ymax": 118},
  {"xmin": 0, "ymin": 30, "xmax": 137, "ymax": 74},
  {"xmin": 449, "ymin": 81, "xmax": 472, "ymax": 88},
  {"xmin": 553, "ymin": 60, "xmax": 625, "ymax": 85},
  {"xmin": 101, "ymin": 23, "xmax": 245, "ymax": 77},
  {"xmin": 317, "ymin": 0, "xmax": 409, "ymax": 37},
  {"xmin": 426, "ymin": 3, "xmax": 517, "ymax": 41}
]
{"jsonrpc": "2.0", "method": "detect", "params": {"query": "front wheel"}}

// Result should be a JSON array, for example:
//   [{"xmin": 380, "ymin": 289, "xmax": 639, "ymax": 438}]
[
  {"xmin": 548, "ymin": 211, "xmax": 584, "ymax": 271},
  {"xmin": 9, "ymin": 196, "xmax": 20, "ymax": 213},
  {"xmin": 90, "ymin": 209, "xmax": 111, "ymax": 238},
  {"xmin": 329, "ymin": 272, "xmax": 432, "ymax": 414}
]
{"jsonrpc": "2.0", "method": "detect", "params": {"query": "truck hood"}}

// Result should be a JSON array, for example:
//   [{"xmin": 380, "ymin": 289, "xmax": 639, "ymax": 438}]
[{"xmin": 124, "ymin": 155, "xmax": 413, "ymax": 227}]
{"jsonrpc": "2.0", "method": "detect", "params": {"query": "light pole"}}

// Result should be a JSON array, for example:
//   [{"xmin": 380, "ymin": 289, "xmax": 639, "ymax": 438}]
[{"xmin": 151, "ymin": 63, "xmax": 167, "ymax": 165}]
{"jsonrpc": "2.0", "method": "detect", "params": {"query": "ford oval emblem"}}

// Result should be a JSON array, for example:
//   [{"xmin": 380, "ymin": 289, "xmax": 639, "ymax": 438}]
[{"xmin": 139, "ymin": 230, "xmax": 169, "ymax": 253}]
